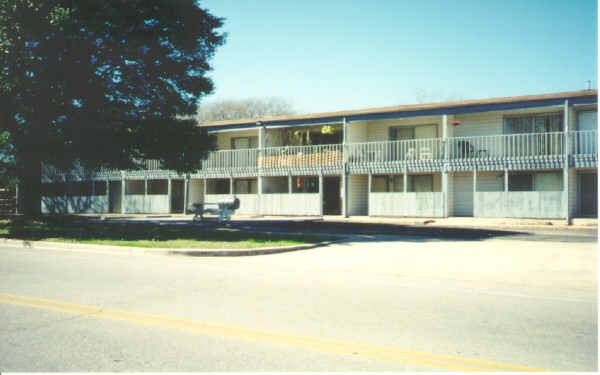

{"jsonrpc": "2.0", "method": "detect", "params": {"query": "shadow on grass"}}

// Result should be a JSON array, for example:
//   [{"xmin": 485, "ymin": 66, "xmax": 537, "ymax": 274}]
[{"xmin": 0, "ymin": 215, "xmax": 329, "ymax": 245}]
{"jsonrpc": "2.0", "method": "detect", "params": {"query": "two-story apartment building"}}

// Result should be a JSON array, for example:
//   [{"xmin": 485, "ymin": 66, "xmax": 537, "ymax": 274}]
[{"xmin": 41, "ymin": 89, "xmax": 598, "ymax": 221}]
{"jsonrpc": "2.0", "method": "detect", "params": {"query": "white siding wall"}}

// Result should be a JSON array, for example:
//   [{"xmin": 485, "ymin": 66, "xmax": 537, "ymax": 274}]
[
  {"xmin": 453, "ymin": 113, "xmax": 503, "ymax": 137},
  {"xmin": 369, "ymin": 192, "xmax": 444, "ymax": 217},
  {"xmin": 42, "ymin": 196, "xmax": 109, "ymax": 214},
  {"xmin": 260, "ymin": 193, "xmax": 320, "ymax": 216},
  {"xmin": 366, "ymin": 116, "xmax": 442, "ymax": 142},
  {"xmin": 348, "ymin": 121, "xmax": 368, "ymax": 143},
  {"xmin": 474, "ymin": 191, "xmax": 564, "ymax": 218},
  {"xmin": 205, "ymin": 194, "xmax": 258, "ymax": 215},
  {"xmin": 123, "ymin": 195, "xmax": 169, "ymax": 214},
  {"xmin": 452, "ymin": 172, "xmax": 473, "ymax": 216},
  {"xmin": 348, "ymin": 174, "xmax": 368, "ymax": 216}
]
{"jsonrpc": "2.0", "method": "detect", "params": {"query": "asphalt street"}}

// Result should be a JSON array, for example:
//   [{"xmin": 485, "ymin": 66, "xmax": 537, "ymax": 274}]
[{"xmin": 0, "ymin": 231, "xmax": 597, "ymax": 371}]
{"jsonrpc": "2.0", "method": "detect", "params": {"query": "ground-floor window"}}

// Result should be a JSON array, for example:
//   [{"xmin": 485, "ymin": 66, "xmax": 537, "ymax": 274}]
[
  {"xmin": 262, "ymin": 176, "xmax": 288, "ymax": 194},
  {"xmin": 42, "ymin": 182, "xmax": 65, "ymax": 197},
  {"xmin": 371, "ymin": 174, "xmax": 439, "ymax": 192},
  {"xmin": 207, "ymin": 179, "xmax": 231, "ymax": 194},
  {"xmin": 508, "ymin": 171, "xmax": 562, "ymax": 191},
  {"xmin": 148, "ymin": 179, "xmax": 168, "ymax": 195},
  {"xmin": 125, "ymin": 180, "xmax": 144, "ymax": 195},
  {"xmin": 292, "ymin": 176, "xmax": 318, "ymax": 193},
  {"xmin": 234, "ymin": 178, "xmax": 257, "ymax": 194}
]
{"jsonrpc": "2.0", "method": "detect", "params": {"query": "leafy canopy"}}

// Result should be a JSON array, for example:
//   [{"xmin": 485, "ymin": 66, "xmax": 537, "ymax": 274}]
[{"xmin": 0, "ymin": 0, "xmax": 225, "ymax": 172}]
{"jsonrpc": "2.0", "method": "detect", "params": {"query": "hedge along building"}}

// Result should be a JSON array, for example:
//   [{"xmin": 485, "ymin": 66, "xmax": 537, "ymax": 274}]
[{"xmin": 40, "ymin": 89, "xmax": 598, "ymax": 221}]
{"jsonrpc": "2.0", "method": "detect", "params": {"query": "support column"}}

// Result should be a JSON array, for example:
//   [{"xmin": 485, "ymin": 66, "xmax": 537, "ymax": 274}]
[
  {"xmin": 105, "ymin": 177, "xmax": 110, "ymax": 213},
  {"xmin": 288, "ymin": 174, "xmax": 292, "ymax": 194},
  {"xmin": 367, "ymin": 172, "xmax": 372, "ymax": 217},
  {"xmin": 229, "ymin": 175, "xmax": 234, "ymax": 196},
  {"xmin": 257, "ymin": 175, "xmax": 263, "ymax": 215},
  {"xmin": 15, "ymin": 180, "xmax": 19, "ymax": 214},
  {"xmin": 403, "ymin": 166, "xmax": 408, "ymax": 193},
  {"xmin": 144, "ymin": 176, "xmax": 148, "ymax": 213},
  {"xmin": 342, "ymin": 172, "xmax": 349, "ymax": 218},
  {"xmin": 441, "ymin": 114, "xmax": 450, "ymax": 218},
  {"xmin": 563, "ymin": 99, "xmax": 570, "ymax": 224},
  {"xmin": 120, "ymin": 173, "xmax": 125, "ymax": 214},
  {"xmin": 504, "ymin": 169, "xmax": 509, "ymax": 192},
  {"xmin": 318, "ymin": 173, "xmax": 324, "ymax": 216},
  {"xmin": 167, "ymin": 177, "xmax": 172, "ymax": 214},
  {"xmin": 473, "ymin": 167, "xmax": 478, "ymax": 217},
  {"xmin": 184, "ymin": 174, "xmax": 190, "ymax": 214}
]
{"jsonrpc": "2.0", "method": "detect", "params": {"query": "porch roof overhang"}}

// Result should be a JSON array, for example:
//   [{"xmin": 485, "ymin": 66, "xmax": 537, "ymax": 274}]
[{"xmin": 199, "ymin": 90, "xmax": 597, "ymax": 132}]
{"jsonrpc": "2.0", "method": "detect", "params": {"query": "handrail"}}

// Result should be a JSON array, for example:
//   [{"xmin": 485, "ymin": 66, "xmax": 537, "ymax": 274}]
[{"xmin": 345, "ymin": 138, "xmax": 443, "ymax": 164}]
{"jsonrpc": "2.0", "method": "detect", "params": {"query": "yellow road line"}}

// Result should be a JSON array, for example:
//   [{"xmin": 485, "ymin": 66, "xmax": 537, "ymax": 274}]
[{"xmin": 0, "ymin": 293, "xmax": 551, "ymax": 372}]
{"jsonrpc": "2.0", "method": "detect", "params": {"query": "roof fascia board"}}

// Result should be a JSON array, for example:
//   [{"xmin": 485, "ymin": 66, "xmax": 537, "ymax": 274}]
[{"xmin": 203, "ymin": 94, "xmax": 597, "ymax": 131}]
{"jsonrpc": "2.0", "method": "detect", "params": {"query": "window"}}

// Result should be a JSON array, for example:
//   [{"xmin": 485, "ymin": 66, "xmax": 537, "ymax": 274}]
[
  {"xmin": 407, "ymin": 175, "xmax": 434, "ymax": 192},
  {"xmin": 389, "ymin": 125, "xmax": 437, "ymax": 141},
  {"xmin": 234, "ymin": 179, "xmax": 257, "ymax": 194},
  {"xmin": 93, "ymin": 181, "xmax": 107, "ymax": 196},
  {"xmin": 292, "ymin": 176, "xmax": 318, "ymax": 193},
  {"xmin": 371, "ymin": 175, "xmax": 404, "ymax": 192},
  {"xmin": 389, "ymin": 127, "xmax": 414, "ymax": 141},
  {"xmin": 42, "ymin": 182, "xmax": 65, "ymax": 197},
  {"xmin": 262, "ymin": 176, "xmax": 288, "ymax": 193},
  {"xmin": 504, "ymin": 113, "xmax": 562, "ymax": 134},
  {"xmin": 535, "ymin": 172, "xmax": 562, "ymax": 191},
  {"xmin": 577, "ymin": 111, "xmax": 597, "ymax": 131},
  {"xmin": 71, "ymin": 181, "xmax": 93, "ymax": 196},
  {"xmin": 508, "ymin": 173, "xmax": 534, "ymax": 191},
  {"xmin": 147, "ymin": 180, "xmax": 167, "ymax": 195},
  {"xmin": 231, "ymin": 136, "xmax": 257, "ymax": 149},
  {"xmin": 207, "ymin": 179, "xmax": 230, "ymax": 194}
]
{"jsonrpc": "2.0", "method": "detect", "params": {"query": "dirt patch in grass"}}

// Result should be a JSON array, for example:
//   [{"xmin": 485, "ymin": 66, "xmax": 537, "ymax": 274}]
[{"xmin": 0, "ymin": 216, "xmax": 333, "ymax": 249}]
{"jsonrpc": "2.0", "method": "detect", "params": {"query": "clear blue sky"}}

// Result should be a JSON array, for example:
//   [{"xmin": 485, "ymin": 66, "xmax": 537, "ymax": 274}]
[{"xmin": 199, "ymin": 0, "xmax": 597, "ymax": 114}]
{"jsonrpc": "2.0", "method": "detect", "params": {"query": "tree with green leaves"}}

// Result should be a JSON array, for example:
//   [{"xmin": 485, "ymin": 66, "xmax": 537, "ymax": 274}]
[{"xmin": 0, "ymin": 1, "xmax": 225, "ymax": 217}]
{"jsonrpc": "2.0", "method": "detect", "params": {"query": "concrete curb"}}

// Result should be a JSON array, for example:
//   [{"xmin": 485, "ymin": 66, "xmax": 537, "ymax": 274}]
[{"xmin": 0, "ymin": 238, "xmax": 340, "ymax": 257}]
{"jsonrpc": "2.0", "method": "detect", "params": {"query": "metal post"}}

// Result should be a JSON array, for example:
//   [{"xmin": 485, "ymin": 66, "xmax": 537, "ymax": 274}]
[
  {"xmin": 504, "ymin": 169, "xmax": 509, "ymax": 192},
  {"xmin": 184, "ymin": 174, "xmax": 190, "ymax": 214},
  {"xmin": 442, "ymin": 115, "xmax": 449, "ymax": 218},
  {"xmin": 318, "ymin": 173, "xmax": 323, "ymax": 216},
  {"xmin": 257, "ymin": 175, "xmax": 263, "ymax": 215},
  {"xmin": 144, "ymin": 176, "xmax": 148, "ymax": 213},
  {"xmin": 473, "ymin": 167, "xmax": 477, "ymax": 217},
  {"xmin": 229, "ymin": 176, "xmax": 234, "ymax": 196},
  {"xmin": 105, "ymin": 177, "xmax": 110, "ymax": 213},
  {"xmin": 367, "ymin": 172, "xmax": 372, "ymax": 217},
  {"xmin": 563, "ymin": 99, "xmax": 570, "ymax": 224},
  {"xmin": 120, "ymin": 173, "xmax": 125, "ymax": 214},
  {"xmin": 343, "ymin": 172, "xmax": 349, "ymax": 218},
  {"xmin": 403, "ymin": 166, "xmax": 408, "ymax": 193},
  {"xmin": 288, "ymin": 173, "xmax": 292, "ymax": 194},
  {"xmin": 167, "ymin": 177, "xmax": 172, "ymax": 214},
  {"xmin": 15, "ymin": 181, "xmax": 19, "ymax": 214}
]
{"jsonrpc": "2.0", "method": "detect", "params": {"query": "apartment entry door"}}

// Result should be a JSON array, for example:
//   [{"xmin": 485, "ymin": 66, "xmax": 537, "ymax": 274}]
[
  {"xmin": 323, "ymin": 176, "xmax": 341, "ymax": 215},
  {"xmin": 109, "ymin": 181, "xmax": 121, "ymax": 213},
  {"xmin": 580, "ymin": 173, "xmax": 597, "ymax": 217},
  {"xmin": 171, "ymin": 179, "xmax": 185, "ymax": 213}
]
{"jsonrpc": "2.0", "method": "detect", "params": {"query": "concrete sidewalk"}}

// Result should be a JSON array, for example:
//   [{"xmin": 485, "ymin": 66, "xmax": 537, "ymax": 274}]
[{"xmin": 84, "ymin": 213, "xmax": 597, "ymax": 230}]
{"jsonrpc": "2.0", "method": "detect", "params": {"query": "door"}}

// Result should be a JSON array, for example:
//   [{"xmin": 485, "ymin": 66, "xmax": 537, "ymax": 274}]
[
  {"xmin": 323, "ymin": 176, "xmax": 341, "ymax": 215},
  {"xmin": 453, "ymin": 173, "xmax": 474, "ymax": 217},
  {"xmin": 580, "ymin": 173, "xmax": 597, "ymax": 217},
  {"xmin": 109, "ymin": 181, "xmax": 121, "ymax": 213}
]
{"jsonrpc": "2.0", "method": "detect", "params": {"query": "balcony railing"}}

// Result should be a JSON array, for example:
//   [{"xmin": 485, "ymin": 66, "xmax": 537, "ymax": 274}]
[
  {"xmin": 259, "ymin": 144, "xmax": 343, "ymax": 168},
  {"xmin": 201, "ymin": 148, "xmax": 259, "ymax": 170},
  {"xmin": 570, "ymin": 130, "xmax": 597, "ymax": 155},
  {"xmin": 447, "ymin": 132, "xmax": 564, "ymax": 160},
  {"xmin": 346, "ymin": 138, "xmax": 443, "ymax": 165}
]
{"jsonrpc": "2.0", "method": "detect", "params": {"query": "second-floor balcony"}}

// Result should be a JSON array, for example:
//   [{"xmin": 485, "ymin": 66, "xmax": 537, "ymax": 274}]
[
  {"xmin": 196, "ymin": 130, "xmax": 596, "ymax": 172},
  {"xmin": 72, "ymin": 130, "xmax": 595, "ymax": 178}
]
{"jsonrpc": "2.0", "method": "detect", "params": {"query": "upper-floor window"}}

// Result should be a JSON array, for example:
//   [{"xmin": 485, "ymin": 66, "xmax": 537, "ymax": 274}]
[
  {"xmin": 503, "ymin": 113, "xmax": 562, "ymax": 135},
  {"xmin": 231, "ymin": 136, "xmax": 258, "ymax": 149},
  {"xmin": 389, "ymin": 124, "xmax": 437, "ymax": 141},
  {"xmin": 577, "ymin": 111, "xmax": 597, "ymax": 131}
]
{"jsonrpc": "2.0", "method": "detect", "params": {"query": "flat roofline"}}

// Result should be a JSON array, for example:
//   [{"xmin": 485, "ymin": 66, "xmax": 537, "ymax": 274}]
[{"xmin": 198, "ymin": 89, "xmax": 597, "ymax": 129}]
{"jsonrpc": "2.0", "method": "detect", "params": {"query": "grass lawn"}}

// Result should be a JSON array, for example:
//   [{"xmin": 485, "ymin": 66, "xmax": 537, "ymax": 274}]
[{"xmin": 0, "ymin": 216, "xmax": 332, "ymax": 249}]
